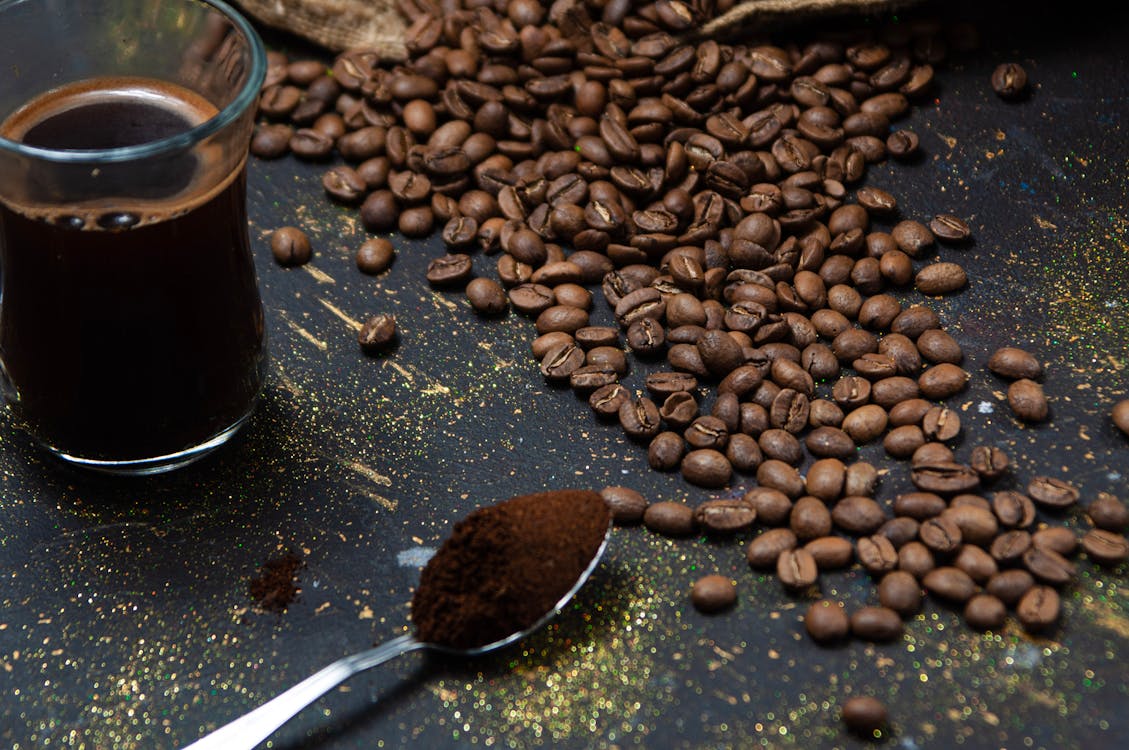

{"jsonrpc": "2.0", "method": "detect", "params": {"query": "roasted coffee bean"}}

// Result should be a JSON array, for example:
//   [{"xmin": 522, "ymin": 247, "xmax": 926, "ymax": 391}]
[
  {"xmin": 922, "ymin": 406, "xmax": 960, "ymax": 441},
  {"xmin": 1089, "ymin": 492, "xmax": 1129, "ymax": 532},
  {"xmin": 944, "ymin": 505, "xmax": 999, "ymax": 547},
  {"xmin": 919, "ymin": 516, "xmax": 962, "ymax": 554},
  {"xmin": 911, "ymin": 444, "xmax": 955, "ymax": 468},
  {"xmin": 915, "ymin": 262, "xmax": 967, "ymax": 295},
  {"xmin": 357, "ymin": 313, "xmax": 397, "ymax": 354},
  {"xmin": 918, "ymin": 363, "xmax": 970, "ymax": 398},
  {"xmin": 886, "ymin": 128, "xmax": 919, "ymax": 158},
  {"xmin": 991, "ymin": 62, "xmax": 1029, "ymax": 100},
  {"xmin": 970, "ymin": 446, "xmax": 1010, "ymax": 481},
  {"xmin": 465, "ymin": 277, "xmax": 508, "ymax": 315},
  {"xmin": 1081, "ymin": 529, "xmax": 1129, "ymax": 565},
  {"xmin": 887, "ymin": 398, "xmax": 931, "ymax": 427},
  {"xmin": 727, "ymin": 433, "xmax": 764, "ymax": 472},
  {"xmin": 850, "ymin": 606, "xmax": 903, "ymax": 642},
  {"xmin": 251, "ymin": 123, "xmax": 293, "ymax": 158},
  {"xmin": 398, "ymin": 206, "xmax": 434, "ymax": 237},
  {"xmin": 270, "ymin": 226, "xmax": 312, "ymax": 266},
  {"xmin": 1032, "ymin": 527, "xmax": 1078, "ymax": 556},
  {"xmin": 893, "ymin": 492, "xmax": 945, "ymax": 520},
  {"xmin": 289, "ymin": 127, "xmax": 334, "ymax": 160},
  {"xmin": 805, "ymin": 458, "xmax": 846, "ymax": 502},
  {"xmin": 322, "ymin": 165, "xmax": 367, "ymax": 203},
  {"xmin": 695, "ymin": 498, "xmax": 757, "ymax": 534},
  {"xmin": 911, "ymin": 462, "xmax": 980, "ymax": 495},
  {"xmin": 841, "ymin": 696, "xmax": 888, "ymax": 737},
  {"xmin": 804, "ymin": 536, "xmax": 854, "ymax": 570},
  {"xmin": 691, "ymin": 575, "xmax": 737, "ymax": 613},
  {"xmin": 620, "ymin": 396, "xmax": 662, "ymax": 441},
  {"xmin": 643, "ymin": 501, "xmax": 696, "ymax": 537},
  {"xmin": 509, "ymin": 284, "xmax": 556, "ymax": 316},
  {"xmin": 681, "ymin": 449, "xmax": 732, "ymax": 487},
  {"xmin": 360, "ymin": 190, "xmax": 398, "ymax": 231},
  {"xmin": 897, "ymin": 541, "xmax": 935, "ymax": 579},
  {"xmin": 747, "ymin": 527, "xmax": 799, "ymax": 569},
  {"xmin": 1027, "ymin": 476, "xmax": 1079, "ymax": 509},
  {"xmin": 805, "ymin": 599, "xmax": 850, "ymax": 643},
  {"xmin": 953, "ymin": 545, "xmax": 998, "ymax": 584},
  {"xmin": 777, "ymin": 547, "xmax": 819, "ymax": 589},
  {"xmin": 589, "ymin": 383, "xmax": 630, "ymax": 420},
  {"xmin": 1022, "ymin": 546, "xmax": 1076, "ymax": 586},
  {"xmin": 929, "ymin": 213, "xmax": 972, "ymax": 243},
  {"xmin": 744, "ymin": 487, "xmax": 793, "ymax": 527},
  {"xmin": 1114, "ymin": 400, "xmax": 1129, "ymax": 437},
  {"xmin": 991, "ymin": 530, "xmax": 1033, "ymax": 565},
  {"xmin": 993, "ymin": 490, "xmax": 1036, "ymax": 528},
  {"xmin": 425, "ymin": 253, "xmax": 473, "ymax": 287},
  {"xmin": 878, "ymin": 570, "xmax": 922, "ymax": 615},
  {"xmin": 915, "ymin": 329, "xmax": 963, "ymax": 364},
  {"xmin": 831, "ymin": 496, "xmax": 886, "ymax": 535},
  {"xmin": 791, "ymin": 495, "xmax": 833, "ymax": 540},
  {"xmin": 922, "ymin": 566, "xmax": 976, "ymax": 602},
  {"xmin": 1017, "ymin": 586, "xmax": 1060, "ymax": 633},
  {"xmin": 884, "ymin": 425, "xmax": 925, "ymax": 459},
  {"xmin": 601, "ymin": 486, "xmax": 648, "ymax": 525},
  {"xmin": 878, "ymin": 517, "xmax": 920, "ymax": 549},
  {"xmin": 989, "ymin": 346, "xmax": 1042, "ymax": 380},
  {"xmin": 964, "ymin": 594, "xmax": 1007, "ymax": 631},
  {"xmin": 540, "ymin": 340, "xmax": 585, "ymax": 381},
  {"xmin": 535, "ymin": 305, "xmax": 589, "ymax": 335},
  {"xmin": 986, "ymin": 569, "xmax": 1036, "ymax": 606},
  {"xmin": 841, "ymin": 404, "xmax": 887, "ymax": 444},
  {"xmin": 858, "ymin": 534, "xmax": 898, "ymax": 574},
  {"xmin": 1007, "ymin": 379, "xmax": 1049, "ymax": 422},
  {"xmin": 356, "ymin": 237, "xmax": 395, "ymax": 274}
]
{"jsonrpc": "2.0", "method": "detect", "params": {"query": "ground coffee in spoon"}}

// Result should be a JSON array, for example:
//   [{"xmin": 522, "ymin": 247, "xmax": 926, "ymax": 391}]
[{"xmin": 412, "ymin": 489, "xmax": 610, "ymax": 650}]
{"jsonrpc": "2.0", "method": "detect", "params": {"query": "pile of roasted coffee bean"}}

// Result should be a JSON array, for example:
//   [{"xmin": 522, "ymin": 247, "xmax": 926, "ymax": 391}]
[{"xmin": 251, "ymin": 0, "xmax": 1128, "ymax": 735}]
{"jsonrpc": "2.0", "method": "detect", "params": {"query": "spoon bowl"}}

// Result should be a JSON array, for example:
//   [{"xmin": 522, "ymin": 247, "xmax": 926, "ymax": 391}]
[{"xmin": 182, "ymin": 521, "xmax": 612, "ymax": 750}]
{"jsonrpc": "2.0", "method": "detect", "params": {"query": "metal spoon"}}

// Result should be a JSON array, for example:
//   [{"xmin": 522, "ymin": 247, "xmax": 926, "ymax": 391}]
[{"xmin": 182, "ymin": 523, "xmax": 612, "ymax": 750}]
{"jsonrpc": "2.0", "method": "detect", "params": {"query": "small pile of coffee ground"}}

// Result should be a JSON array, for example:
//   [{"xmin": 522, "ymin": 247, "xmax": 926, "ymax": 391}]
[
  {"xmin": 249, "ymin": 551, "xmax": 305, "ymax": 613},
  {"xmin": 412, "ymin": 489, "xmax": 610, "ymax": 649}
]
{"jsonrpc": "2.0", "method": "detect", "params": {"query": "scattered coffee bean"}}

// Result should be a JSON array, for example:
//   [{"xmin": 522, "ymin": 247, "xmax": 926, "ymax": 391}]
[
  {"xmin": 841, "ymin": 696, "xmax": 888, "ymax": 737},
  {"xmin": 1009, "ymin": 379, "xmax": 1050, "ymax": 422},
  {"xmin": 270, "ymin": 226, "xmax": 312, "ymax": 266},
  {"xmin": 963, "ymin": 594, "xmax": 1006, "ymax": 631},
  {"xmin": 805, "ymin": 599, "xmax": 850, "ymax": 644},
  {"xmin": 357, "ymin": 313, "xmax": 397, "ymax": 354},
  {"xmin": 356, "ymin": 238, "xmax": 395, "ymax": 274},
  {"xmin": 691, "ymin": 575, "xmax": 737, "ymax": 613},
  {"xmin": 878, "ymin": 570, "xmax": 922, "ymax": 616},
  {"xmin": 1027, "ymin": 476, "xmax": 1079, "ymax": 509},
  {"xmin": 1017, "ymin": 585, "xmax": 1060, "ymax": 633},
  {"xmin": 1088, "ymin": 492, "xmax": 1129, "ymax": 532},
  {"xmin": 642, "ymin": 501, "xmax": 696, "ymax": 537},
  {"xmin": 1081, "ymin": 529, "xmax": 1129, "ymax": 565},
  {"xmin": 1113, "ymin": 400, "xmax": 1129, "ymax": 436},
  {"xmin": 695, "ymin": 498, "xmax": 757, "ymax": 534},
  {"xmin": 465, "ymin": 277, "xmax": 508, "ymax": 316},
  {"xmin": 988, "ymin": 346, "xmax": 1043, "ymax": 380},
  {"xmin": 922, "ymin": 566, "xmax": 977, "ymax": 602},
  {"xmin": 850, "ymin": 606, "xmax": 903, "ymax": 642},
  {"xmin": 985, "ymin": 569, "xmax": 1036, "ymax": 606},
  {"xmin": 777, "ymin": 547, "xmax": 819, "ymax": 589},
  {"xmin": 600, "ymin": 486, "xmax": 647, "ymax": 525},
  {"xmin": 991, "ymin": 62, "xmax": 1029, "ymax": 100}
]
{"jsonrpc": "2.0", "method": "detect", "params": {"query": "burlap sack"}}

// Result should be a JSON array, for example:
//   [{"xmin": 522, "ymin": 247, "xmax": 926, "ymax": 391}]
[
  {"xmin": 236, "ymin": 0, "xmax": 913, "ymax": 59},
  {"xmin": 236, "ymin": 0, "xmax": 408, "ymax": 59}
]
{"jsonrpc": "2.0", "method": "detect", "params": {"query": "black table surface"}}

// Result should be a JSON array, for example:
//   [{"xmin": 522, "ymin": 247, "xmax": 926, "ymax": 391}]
[{"xmin": 2, "ymin": 3, "xmax": 1128, "ymax": 749}]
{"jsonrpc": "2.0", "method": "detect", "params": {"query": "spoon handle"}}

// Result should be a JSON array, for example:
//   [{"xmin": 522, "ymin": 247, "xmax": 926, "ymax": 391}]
[{"xmin": 182, "ymin": 633, "xmax": 424, "ymax": 750}]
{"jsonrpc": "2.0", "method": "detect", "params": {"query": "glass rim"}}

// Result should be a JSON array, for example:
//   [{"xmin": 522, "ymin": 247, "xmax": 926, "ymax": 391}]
[{"xmin": 0, "ymin": 0, "xmax": 267, "ymax": 165}]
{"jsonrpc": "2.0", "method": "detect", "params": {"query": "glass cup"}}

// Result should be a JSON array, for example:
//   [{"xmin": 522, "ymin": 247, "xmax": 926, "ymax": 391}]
[{"xmin": 0, "ymin": 0, "xmax": 268, "ymax": 475}]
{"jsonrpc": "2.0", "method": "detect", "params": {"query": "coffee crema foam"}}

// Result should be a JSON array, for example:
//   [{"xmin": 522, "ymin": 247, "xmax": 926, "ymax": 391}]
[{"xmin": 0, "ymin": 76, "xmax": 236, "ymax": 231}]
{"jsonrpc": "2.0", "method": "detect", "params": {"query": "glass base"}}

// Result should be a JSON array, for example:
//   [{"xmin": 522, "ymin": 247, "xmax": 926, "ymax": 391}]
[{"xmin": 47, "ymin": 410, "xmax": 253, "ymax": 476}]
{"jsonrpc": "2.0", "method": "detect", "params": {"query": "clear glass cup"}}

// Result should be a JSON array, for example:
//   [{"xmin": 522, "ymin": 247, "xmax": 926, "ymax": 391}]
[{"xmin": 0, "ymin": 0, "xmax": 268, "ymax": 475}]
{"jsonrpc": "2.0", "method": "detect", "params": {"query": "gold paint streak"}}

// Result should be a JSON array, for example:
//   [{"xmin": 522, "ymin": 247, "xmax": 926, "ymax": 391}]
[
  {"xmin": 1034, "ymin": 216, "xmax": 1059, "ymax": 230},
  {"xmin": 303, "ymin": 265, "xmax": 337, "ymax": 284},
  {"xmin": 280, "ymin": 311, "xmax": 328, "ymax": 352},
  {"xmin": 340, "ymin": 459, "xmax": 393, "ymax": 488},
  {"xmin": 386, "ymin": 361, "xmax": 415, "ymax": 384},
  {"xmin": 938, "ymin": 133, "xmax": 957, "ymax": 148},
  {"xmin": 275, "ymin": 365, "xmax": 304, "ymax": 398},
  {"xmin": 358, "ymin": 605, "xmax": 374, "ymax": 619},
  {"xmin": 318, "ymin": 297, "xmax": 364, "ymax": 331},
  {"xmin": 1093, "ymin": 613, "xmax": 1129, "ymax": 638}
]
